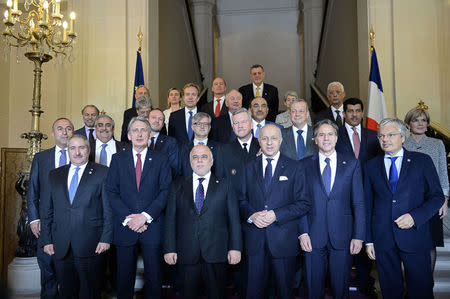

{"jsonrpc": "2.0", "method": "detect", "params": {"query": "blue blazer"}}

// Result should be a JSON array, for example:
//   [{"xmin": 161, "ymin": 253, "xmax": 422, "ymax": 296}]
[
  {"xmin": 211, "ymin": 113, "xmax": 236, "ymax": 144},
  {"xmin": 298, "ymin": 153, "xmax": 365, "ymax": 249},
  {"xmin": 153, "ymin": 134, "xmax": 179, "ymax": 177},
  {"xmin": 239, "ymin": 154, "xmax": 310, "ymax": 258},
  {"xmin": 105, "ymin": 149, "xmax": 172, "ymax": 246},
  {"xmin": 74, "ymin": 127, "xmax": 87, "ymax": 137},
  {"xmin": 364, "ymin": 149, "xmax": 444, "ymax": 252},
  {"xmin": 168, "ymin": 108, "xmax": 191, "ymax": 145},
  {"xmin": 280, "ymin": 125, "xmax": 318, "ymax": 160}
]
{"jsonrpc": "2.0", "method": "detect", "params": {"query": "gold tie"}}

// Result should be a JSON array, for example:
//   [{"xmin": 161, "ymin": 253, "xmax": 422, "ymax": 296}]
[{"xmin": 256, "ymin": 87, "xmax": 260, "ymax": 97}]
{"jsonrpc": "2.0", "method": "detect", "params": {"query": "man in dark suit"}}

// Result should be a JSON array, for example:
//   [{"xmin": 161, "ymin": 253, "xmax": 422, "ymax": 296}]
[
  {"xmin": 280, "ymin": 99, "xmax": 317, "ymax": 160},
  {"xmin": 164, "ymin": 144, "xmax": 242, "ymax": 299},
  {"xmin": 250, "ymin": 97, "xmax": 282, "ymax": 138},
  {"xmin": 299, "ymin": 119, "xmax": 365, "ymax": 299},
  {"xmin": 90, "ymin": 114, "xmax": 128, "ymax": 166},
  {"xmin": 169, "ymin": 83, "xmax": 200, "ymax": 145},
  {"xmin": 364, "ymin": 118, "xmax": 444, "ymax": 299},
  {"xmin": 211, "ymin": 89, "xmax": 243, "ymax": 143},
  {"xmin": 239, "ymin": 64, "xmax": 279, "ymax": 122},
  {"xmin": 314, "ymin": 81, "xmax": 345, "ymax": 126},
  {"xmin": 41, "ymin": 134, "xmax": 112, "ymax": 299},
  {"xmin": 75, "ymin": 105, "xmax": 99, "ymax": 143},
  {"xmin": 27, "ymin": 117, "xmax": 74, "ymax": 299},
  {"xmin": 106, "ymin": 116, "xmax": 172, "ymax": 299},
  {"xmin": 120, "ymin": 85, "xmax": 150, "ymax": 142},
  {"xmin": 200, "ymin": 77, "xmax": 228, "ymax": 119},
  {"xmin": 239, "ymin": 124, "xmax": 310, "ymax": 299},
  {"xmin": 121, "ymin": 95, "xmax": 153, "ymax": 143},
  {"xmin": 179, "ymin": 112, "xmax": 221, "ymax": 177},
  {"xmin": 335, "ymin": 97, "xmax": 381, "ymax": 294},
  {"xmin": 148, "ymin": 109, "xmax": 179, "ymax": 176}
]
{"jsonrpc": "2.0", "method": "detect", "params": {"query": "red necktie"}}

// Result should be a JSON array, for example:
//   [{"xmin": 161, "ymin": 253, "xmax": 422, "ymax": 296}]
[
  {"xmin": 352, "ymin": 127, "xmax": 360, "ymax": 159},
  {"xmin": 215, "ymin": 98, "xmax": 221, "ymax": 117},
  {"xmin": 136, "ymin": 153, "xmax": 142, "ymax": 190}
]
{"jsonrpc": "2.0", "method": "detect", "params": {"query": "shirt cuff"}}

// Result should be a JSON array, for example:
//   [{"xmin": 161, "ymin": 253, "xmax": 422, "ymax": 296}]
[
  {"xmin": 365, "ymin": 243, "xmax": 373, "ymax": 246},
  {"xmin": 122, "ymin": 217, "xmax": 131, "ymax": 226},
  {"xmin": 141, "ymin": 212, "xmax": 153, "ymax": 223},
  {"xmin": 298, "ymin": 233, "xmax": 308, "ymax": 239},
  {"xmin": 30, "ymin": 219, "xmax": 40, "ymax": 224}
]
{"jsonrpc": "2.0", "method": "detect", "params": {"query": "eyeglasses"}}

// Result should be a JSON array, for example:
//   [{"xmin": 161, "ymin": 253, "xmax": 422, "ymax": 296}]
[
  {"xmin": 378, "ymin": 133, "xmax": 401, "ymax": 140},
  {"xmin": 193, "ymin": 122, "xmax": 210, "ymax": 127}
]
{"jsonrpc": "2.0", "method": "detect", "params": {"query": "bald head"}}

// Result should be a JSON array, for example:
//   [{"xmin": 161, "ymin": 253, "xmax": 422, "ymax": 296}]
[
  {"xmin": 190, "ymin": 144, "xmax": 213, "ymax": 176},
  {"xmin": 258, "ymin": 124, "xmax": 282, "ymax": 158}
]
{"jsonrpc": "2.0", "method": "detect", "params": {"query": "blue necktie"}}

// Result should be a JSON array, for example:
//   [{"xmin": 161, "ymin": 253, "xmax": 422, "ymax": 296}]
[
  {"xmin": 322, "ymin": 157, "xmax": 331, "ymax": 195},
  {"xmin": 296, "ymin": 129, "xmax": 306, "ymax": 160},
  {"xmin": 188, "ymin": 111, "xmax": 194, "ymax": 141},
  {"xmin": 195, "ymin": 177, "xmax": 205, "ymax": 213},
  {"xmin": 255, "ymin": 124, "xmax": 262, "ymax": 138},
  {"xmin": 264, "ymin": 158, "xmax": 273, "ymax": 192},
  {"xmin": 389, "ymin": 157, "xmax": 399, "ymax": 193},
  {"xmin": 59, "ymin": 149, "xmax": 67, "ymax": 167},
  {"xmin": 99, "ymin": 143, "xmax": 108, "ymax": 166},
  {"xmin": 69, "ymin": 167, "xmax": 80, "ymax": 204}
]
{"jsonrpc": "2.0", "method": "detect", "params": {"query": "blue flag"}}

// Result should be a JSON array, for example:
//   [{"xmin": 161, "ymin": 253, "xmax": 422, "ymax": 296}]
[{"xmin": 132, "ymin": 51, "xmax": 145, "ymax": 108}]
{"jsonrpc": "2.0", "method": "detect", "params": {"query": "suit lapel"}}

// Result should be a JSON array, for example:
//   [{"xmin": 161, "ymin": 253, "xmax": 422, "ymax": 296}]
[
  {"xmin": 312, "ymin": 154, "xmax": 329, "ymax": 197},
  {"xmin": 285, "ymin": 128, "xmax": 296, "ymax": 157},
  {"xmin": 184, "ymin": 176, "xmax": 197, "ymax": 214},
  {"xmin": 249, "ymin": 138, "xmax": 260, "ymax": 158},
  {"xmin": 71, "ymin": 162, "xmax": 95, "ymax": 206},
  {"xmin": 125, "ymin": 150, "xmax": 138, "ymax": 191},
  {"xmin": 396, "ymin": 149, "xmax": 411, "ymax": 192},
  {"xmin": 253, "ymin": 156, "xmax": 265, "ymax": 193},
  {"xmin": 378, "ymin": 155, "xmax": 390, "ymax": 191},
  {"xmin": 330, "ymin": 154, "xmax": 345, "ymax": 196},
  {"xmin": 139, "ymin": 150, "xmax": 153, "ymax": 189},
  {"xmin": 267, "ymin": 155, "xmax": 286, "ymax": 194},
  {"xmin": 61, "ymin": 165, "xmax": 71, "ymax": 204},
  {"xmin": 154, "ymin": 135, "xmax": 164, "ymax": 151},
  {"xmin": 201, "ymin": 174, "xmax": 219, "ymax": 214}
]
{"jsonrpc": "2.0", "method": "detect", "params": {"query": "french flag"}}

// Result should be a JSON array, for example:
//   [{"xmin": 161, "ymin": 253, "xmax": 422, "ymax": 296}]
[{"xmin": 366, "ymin": 48, "xmax": 387, "ymax": 131}]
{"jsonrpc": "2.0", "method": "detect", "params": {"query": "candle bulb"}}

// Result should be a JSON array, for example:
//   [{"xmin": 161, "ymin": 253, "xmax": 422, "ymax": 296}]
[
  {"xmin": 6, "ymin": 0, "xmax": 12, "ymax": 8},
  {"xmin": 55, "ymin": 0, "xmax": 60, "ymax": 15},
  {"xmin": 69, "ymin": 12, "xmax": 75, "ymax": 33},
  {"xmin": 62, "ymin": 21, "xmax": 67, "ymax": 41},
  {"xmin": 13, "ymin": 0, "xmax": 17, "ymax": 11},
  {"xmin": 4, "ymin": 10, "xmax": 8, "ymax": 21},
  {"xmin": 43, "ymin": 1, "xmax": 48, "ymax": 23}
]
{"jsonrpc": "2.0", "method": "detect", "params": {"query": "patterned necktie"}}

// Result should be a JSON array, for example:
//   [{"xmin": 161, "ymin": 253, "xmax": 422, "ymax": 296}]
[
  {"xmin": 255, "ymin": 123, "xmax": 262, "ymax": 138},
  {"xmin": 335, "ymin": 110, "xmax": 343, "ymax": 126},
  {"xmin": 88, "ymin": 128, "xmax": 95, "ymax": 143},
  {"xmin": 150, "ymin": 137, "xmax": 155, "ymax": 150},
  {"xmin": 296, "ymin": 129, "xmax": 306, "ymax": 160},
  {"xmin": 195, "ymin": 177, "xmax": 205, "ymax": 213},
  {"xmin": 99, "ymin": 143, "xmax": 108, "ymax": 166},
  {"xmin": 264, "ymin": 158, "xmax": 273, "ymax": 192},
  {"xmin": 388, "ymin": 157, "xmax": 399, "ymax": 194},
  {"xmin": 136, "ymin": 153, "xmax": 142, "ymax": 191},
  {"xmin": 188, "ymin": 111, "xmax": 194, "ymax": 141},
  {"xmin": 59, "ymin": 149, "xmax": 67, "ymax": 167},
  {"xmin": 322, "ymin": 157, "xmax": 331, "ymax": 195},
  {"xmin": 215, "ymin": 98, "xmax": 221, "ymax": 117},
  {"xmin": 352, "ymin": 127, "xmax": 360, "ymax": 159},
  {"xmin": 256, "ymin": 86, "xmax": 260, "ymax": 97},
  {"xmin": 68, "ymin": 167, "xmax": 80, "ymax": 204}
]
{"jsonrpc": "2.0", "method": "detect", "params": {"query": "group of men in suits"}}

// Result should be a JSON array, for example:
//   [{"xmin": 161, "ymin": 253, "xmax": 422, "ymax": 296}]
[{"xmin": 27, "ymin": 74, "xmax": 445, "ymax": 299}]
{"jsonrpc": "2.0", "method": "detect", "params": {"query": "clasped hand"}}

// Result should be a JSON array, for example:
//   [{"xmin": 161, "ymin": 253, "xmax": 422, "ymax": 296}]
[
  {"xmin": 126, "ymin": 214, "xmax": 148, "ymax": 233},
  {"xmin": 250, "ymin": 210, "xmax": 276, "ymax": 228}
]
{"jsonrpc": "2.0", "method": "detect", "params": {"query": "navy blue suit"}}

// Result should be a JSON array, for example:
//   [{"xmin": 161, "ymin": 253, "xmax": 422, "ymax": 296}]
[
  {"xmin": 27, "ymin": 147, "xmax": 59, "ymax": 298},
  {"xmin": 74, "ymin": 126, "xmax": 87, "ymax": 137},
  {"xmin": 299, "ymin": 153, "xmax": 365, "ymax": 299},
  {"xmin": 239, "ymin": 83, "xmax": 279, "ymax": 122},
  {"xmin": 280, "ymin": 125, "xmax": 317, "ymax": 160},
  {"xmin": 364, "ymin": 149, "xmax": 444, "ymax": 299},
  {"xmin": 168, "ymin": 108, "xmax": 193, "ymax": 145},
  {"xmin": 105, "ymin": 149, "xmax": 172, "ymax": 299},
  {"xmin": 239, "ymin": 154, "xmax": 310, "ymax": 299},
  {"xmin": 211, "ymin": 113, "xmax": 236, "ymax": 144},
  {"xmin": 178, "ymin": 140, "xmax": 221, "ymax": 177},
  {"xmin": 152, "ymin": 134, "xmax": 179, "ymax": 177}
]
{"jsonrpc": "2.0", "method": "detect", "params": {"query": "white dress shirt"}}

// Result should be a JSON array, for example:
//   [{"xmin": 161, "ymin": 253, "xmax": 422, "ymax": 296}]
[
  {"xmin": 95, "ymin": 138, "xmax": 117, "ymax": 166},
  {"xmin": 331, "ymin": 105, "xmax": 344, "ymax": 121},
  {"xmin": 344, "ymin": 123, "xmax": 361, "ymax": 151},
  {"xmin": 194, "ymin": 138, "xmax": 208, "ymax": 146},
  {"xmin": 238, "ymin": 136, "xmax": 253, "ymax": 153},
  {"xmin": 213, "ymin": 96, "xmax": 225, "ymax": 114},
  {"xmin": 253, "ymin": 82, "xmax": 264, "ymax": 97},
  {"xmin": 67, "ymin": 162, "xmax": 88, "ymax": 191},
  {"xmin": 54, "ymin": 145, "xmax": 70, "ymax": 168},
  {"xmin": 262, "ymin": 152, "xmax": 280, "ymax": 177},
  {"xmin": 192, "ymin": 171, "xmax": 211, "ymax": 202},
  {"xmin": 148, "ymin": 132, "xmax": 160, "ymax": 147},
  {"xmin": 252, "ymin": 119, "xmax": 266, "ymax": 131},
  {"xmin": 384, "ymin": 148, "xmax": 404, "ymax": 178},
  {"xmin": 318, "ymin": 151, "xmax": 337, "ymax": 191},
  {"xmin": 292, "ymin": 123, "xmax": 308, "ymax": 151},
  {"xmin": 83, "ymin": 126, "xmax": 96, "ymax": 139},
  {"xmin": 184, "ymin": 107, "xmax": 198, "ymax": 133}
]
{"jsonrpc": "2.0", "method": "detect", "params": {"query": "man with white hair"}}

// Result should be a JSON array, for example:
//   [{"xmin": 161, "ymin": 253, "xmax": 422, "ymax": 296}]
[{"xmin": 314, "ymin": 81, "xmax": 346, "ymax": 126}]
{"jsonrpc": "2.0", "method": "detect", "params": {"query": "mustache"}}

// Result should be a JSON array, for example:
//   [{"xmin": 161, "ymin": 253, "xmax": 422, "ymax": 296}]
[{"xmin": 98, "ymin": 129, "xmax": 110, "ymax": 134}]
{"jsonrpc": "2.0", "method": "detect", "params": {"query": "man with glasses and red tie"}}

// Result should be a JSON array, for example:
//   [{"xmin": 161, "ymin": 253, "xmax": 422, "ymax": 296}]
[
  {"xmin": 364, "ymin": 118, "xmax": 444, "ymax": 299},
  {"xmin": 106, "ymin": 116, "xmax": 172, "ymax": 299}
]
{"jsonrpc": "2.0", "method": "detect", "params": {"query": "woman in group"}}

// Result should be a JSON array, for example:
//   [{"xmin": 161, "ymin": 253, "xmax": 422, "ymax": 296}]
[
  {"xmin": 403, "ymin": 107, "xmax": 449, "ymax": 274},
  {"xmin": 163, "ymin": 87, "xmax": 183, "ymax": 131},
  {"xmin": 275, "ymin": 90, "xmax": 298, "ymax": 128}
]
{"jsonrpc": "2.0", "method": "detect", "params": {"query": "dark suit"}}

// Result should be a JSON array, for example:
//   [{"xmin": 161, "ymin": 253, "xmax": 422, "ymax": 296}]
[
  {"xmin": 88, "ymin": 140, "xmax": 129, "ymax": 165},
  {"xmin": 151, "ymin": 134, "xmax": 179, "ymax": 177},
  {"xmin": 364, "ymin": 149, "xmax": 444, "ymax": 299},
  {"xmin": 314, "ymin": 107, "xmax": 343, "ymax": 126},
  {"xmin": 121, "ymin": 107, "xmax": 137, "ymax": 142},
  {"xmin": 40, "ymin": 162, "xmax": 112, "ymax": 299},
  {"xmin": 299, "ymin": 153, "xmax": 365, "ymax": 299},
  {"xmin": 178, "ymin": 140, "xmax": 221, "ymax": 177},
  {"xmin": 164, "ymin": 174, "xmax": 242, "ymax": 299},
  {"xmin": 27, "ymin": 147, "xmax": 59, "ymax": 298},
  {"xmin": 105, "ymin": 149, "xmax": 172, "ymax": 299},
  {"xmin": 280, "ymin": 125, "xmax": 317, "ymax": 160},
  {"xmin": 168, "ymin": 108, "xmax": 195, "ymax": 145},
  {"xmin": 239, "ymin": 154, "xmax": 310, "ymax": 299},
  {"xmin": 239, "ymin": 83, "xmax": 279, "ymax": 122},
  {"xmin": 211, "ymin": 113, "xmax": 236, "ymax": 144},
  {"xmin": 200, "ymin": 99, "xmax": 228, "ymax": 118},
  {"xmin": 74, "ymin": 126, "xmax": 88, "ymax": 137}
]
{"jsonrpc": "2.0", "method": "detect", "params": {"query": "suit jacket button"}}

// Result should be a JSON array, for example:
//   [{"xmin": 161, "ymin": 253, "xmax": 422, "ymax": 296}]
[
  {"xmin": 392, "ymin": 200, "xmax": 396, "ymax": 203},
  {"xmin": 264, "ymin": 205, "xmax": 268, "ymax": 209}
]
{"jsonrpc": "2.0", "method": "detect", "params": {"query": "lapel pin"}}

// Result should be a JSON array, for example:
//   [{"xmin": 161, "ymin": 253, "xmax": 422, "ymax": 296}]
[
  {"xmin": 407, "ymin": 159, "xmax": 411, "ymax": 162},
  {"xmin": 216, "ymin": 180, "xmax": 219, "ymax": 183},
  {"xmin": 231, "ymin": 169, "xmax": 237, "ymax": 175},
  {"xmin": 343, "ymin": 161, "xmax": 346, "ymax": 164},
  {"xmin": 149, "ymin": 158, "xmax": 152, "ymax": 161},
  {"xmin": 88, "ymin": 168, "xmax": 93, "ymax": 174}
]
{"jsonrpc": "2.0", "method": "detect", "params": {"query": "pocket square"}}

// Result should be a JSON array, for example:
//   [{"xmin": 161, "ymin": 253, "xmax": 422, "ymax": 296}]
[{"xmin": 279, "ymin": 176, "xmax": 288, "ymax": 181}]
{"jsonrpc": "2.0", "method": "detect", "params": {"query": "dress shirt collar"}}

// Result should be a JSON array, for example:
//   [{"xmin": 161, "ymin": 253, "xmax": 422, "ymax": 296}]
[
  {"xmin": 292, "ymin": 123, "xmax": 308, "ymax": 135},
  {"xmin": 69, "ymin": 161, "xmax": 88, "ymax": 173},
  {"xmin": 253, "ymin": 82, "xmax": 264, "ymax": 95},
  {"xmin": 262, "ymin": 151, "xmax": 280, "ymax": 164},
  {"xmin": 194, "ymin": 138, "xmax": 208, "ymax": 146},
  {"xmin": 84, "ymin": 126, "xmax": 96, "ymax": 139},
  {"xmin": 252, "ymin": 118, "xmax": 266, "ymax": 128},
  {"xmin": 185, "ymin": 106, "xmax": 197, "ymax": 115},
  {"xmin": 132, "ymin": 147, "xmax": 148, "ymax": 169},
  {"xmin": 330, "ymin": 105, "xmax": 343, "ymax": 114},
  {"xmin": 384, "ymin": 147, "xmax": 404, "ymax": 159},
  {"xmin": 96, "ymin": 138, "xmax": 115, "ymax": 150},
  {"xmin": 148, "ymin": 133, "xmax": 160, "ymax": 146},
  {"xmin": 318, "ymin": 150, "xmax": 337, "ymax": 164},
  {"xmin": 237, "ymin": 136, "xmax": 252, "ymax": 151},
  {"xmin": 344, "ymin": 122, "xmax": 361, "ymax": 136},
  {"xmin": 193, "ymin": 171, "xmax": 211, "ymax": 183}
]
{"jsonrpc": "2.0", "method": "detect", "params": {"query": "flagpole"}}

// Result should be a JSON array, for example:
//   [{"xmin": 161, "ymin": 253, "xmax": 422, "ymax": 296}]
[
  {"xmin": 137, "ymin": 26, "xmax": 143, "ymax": 54},
  {"xmin": 369, "ymin": 26, "xmax": 375, "ymax": 55}
]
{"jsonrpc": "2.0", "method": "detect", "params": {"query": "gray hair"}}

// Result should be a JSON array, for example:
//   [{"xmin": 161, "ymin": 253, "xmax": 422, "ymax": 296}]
[
  {"xmin": 313, "ymin": 119, "xmax": 339, "ymax": 137},
  {"xmin": 283, "ymin": 90, "xmax": 299, "ymax": 101},
  {"xmin": 127, "ymin": 116, "xmax": 151, "ymax": 133},
  {"xmin": 378, "ymin": 118, "xmax": 408, "ymax": 137},
  {"xmin": 327, "ymin": 81, "xmax": 345, "ymax": 93},
  {"xmin": 95, "ymin": 114, "xmax": 115, "ymax": 128},
  {"xmin": 135, "ymin": 96, "xmax": 152, "ymax": 110},
  {"xmin": 68, "ymin": 134, "xmax": 90, "ymax": 150},
  {"xmin": 232, "ymin": 107, "xmax": 252, "ymax": 122},
  {"xmin": 192, "ymin": 112, "xmax": 211, "ymax": 123}
]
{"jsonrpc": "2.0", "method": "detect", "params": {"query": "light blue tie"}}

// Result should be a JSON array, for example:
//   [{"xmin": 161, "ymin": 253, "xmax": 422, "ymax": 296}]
[
  {"xmin": 99, "ymin": 143, "xmax": 108, "ymax": 166},
  {"xmin": 198, "ymin": 141, "xmax": 205, "ymax": 145},
  {"xmin": 188, "ymin": 111, "xmax": 194, "ymax": 141},
  {"xmin": 389, "ymin": 157, "xmax": 399, "ymax": 194},
  {"xmin": 255, "ymin": 124, "xmax": 262, "ymax": 138},
  {"xmin": 296, "ymin": 129, "xmax": 306, "ymax": 160},
  {"xmin": 322, "ymin": 157, "xmax": 331, "ymax": 195},
  {"xmin": 69, "ymin": 167, "xmax": 80, "ymax": 204},
  {"xmin": 59, "ymin": 149, "xmax": 67, "ymax": 167}
]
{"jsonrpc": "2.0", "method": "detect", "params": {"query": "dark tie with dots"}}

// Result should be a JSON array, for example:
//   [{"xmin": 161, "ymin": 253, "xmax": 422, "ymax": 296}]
[
  {"xmin": 322, "ymin": 157, "xmax": 331, "ymax": 195},
  {"xmin": 195, "ymin": 177, "xmax": 205, "ymax": 214},
  {"xmin": 264, "ymin": 158, "xmax": 273, "ymax": 192}
]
